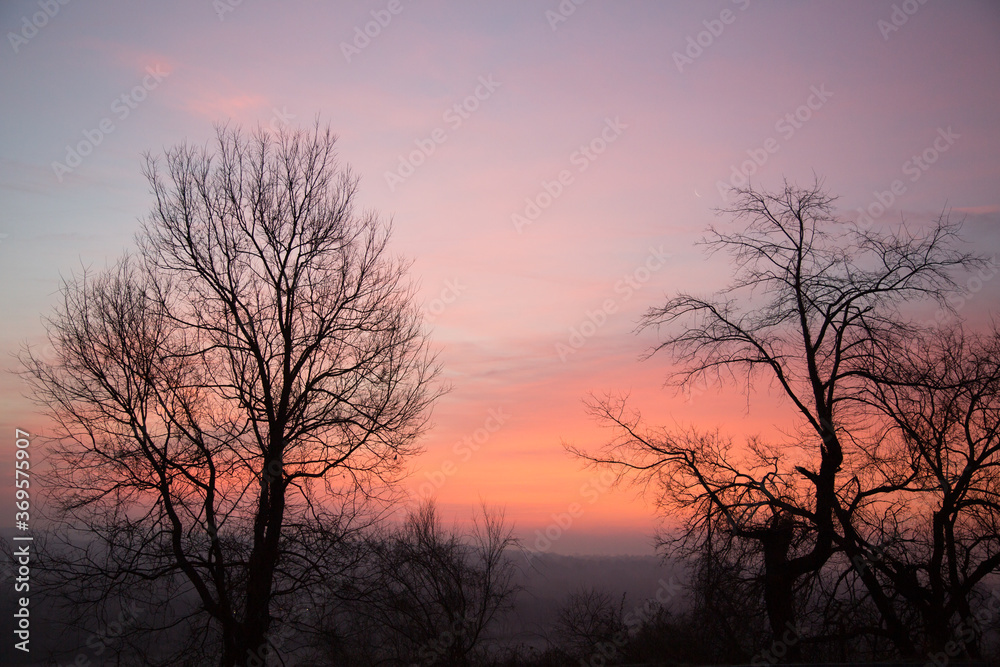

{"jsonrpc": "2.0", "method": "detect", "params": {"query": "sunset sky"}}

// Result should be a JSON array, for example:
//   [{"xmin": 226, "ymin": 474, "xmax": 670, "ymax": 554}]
[{"xmin": 2, "ymin": 0, "xmax": 999, "ymax": 556}]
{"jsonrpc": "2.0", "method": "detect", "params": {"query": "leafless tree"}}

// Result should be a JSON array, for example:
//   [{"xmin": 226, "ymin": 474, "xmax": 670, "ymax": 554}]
[
  {"xmin": 317, "ymin": 501, "xmax": 520, "ymax": 666},
  {"xmin": 571, "ymin": 180, "xmax": 983, "ymax": 658},
  {"xmin": 852, "ymin": 324, "xmax": 1000, "ymax": 656},
  {"xmin": 19, "ymin": 123, "xmax": 440, "ymax": 666},
  {"xmin": 553, "ymin": 587, "xmax": 627, "ymax": 660}
]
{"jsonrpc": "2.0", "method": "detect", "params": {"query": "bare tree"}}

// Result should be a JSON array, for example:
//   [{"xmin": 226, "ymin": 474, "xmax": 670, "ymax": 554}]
[
  {"xmin": 318, "ymin": 501, "xmax": 520, "ymax": 666},
  {"xmin": 20, "ymin": 123, "xmax": 439, "ymax": 666},
  {"xmin": 853, "ymin": 324, "xmax": 1000, "ymax": 655},
  {"xmin": 571, "ymin": 180, "xmax": 982, "ymax": 658},
  {"xmin": 553, "ymin": 587, "xmax": 627, "ymax": 661},
  {"xmin": 577, "ymin": 408, "xmax": 819, "ymax": 659}
]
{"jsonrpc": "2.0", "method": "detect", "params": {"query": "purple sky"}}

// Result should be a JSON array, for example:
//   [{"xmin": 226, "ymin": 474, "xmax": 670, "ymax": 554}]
[{"xmin": 2, "ymin": 0, "xmax": 999, "ymax": 555}]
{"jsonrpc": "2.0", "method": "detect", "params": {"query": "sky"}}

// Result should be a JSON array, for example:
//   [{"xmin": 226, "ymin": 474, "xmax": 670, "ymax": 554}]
[{"xmin": 1, "ymin": 0, "xmax": 999, "ymax": 556}]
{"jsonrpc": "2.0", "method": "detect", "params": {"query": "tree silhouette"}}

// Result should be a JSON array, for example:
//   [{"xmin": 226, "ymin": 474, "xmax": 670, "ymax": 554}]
[
  {"xmin": 571, "ymin": 180, "xmax": 983, "ymax": 658},
  {"xmin": 20, "ymin": 123, "xmax": 439, "ymax": 666},
  {"xmin": 854, "ymin": 324, "xmax": 1000, "ymax": 656},
  {"xmin": 554, "ymin": 587, "xmax": 627, "ymax": 660},
  {"xmin": 317, "ymin": 501, "xmax": 520, "ymax": 666}
]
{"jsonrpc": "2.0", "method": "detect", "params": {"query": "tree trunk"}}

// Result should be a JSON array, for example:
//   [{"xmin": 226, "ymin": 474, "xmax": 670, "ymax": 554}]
[
  {"xmin": 224, "ymin": 452, "xmax": 286, "ymax": 666},
  {"xmin": 761, "ymin": 522, "xmax": 801, "ymax": 663}
]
